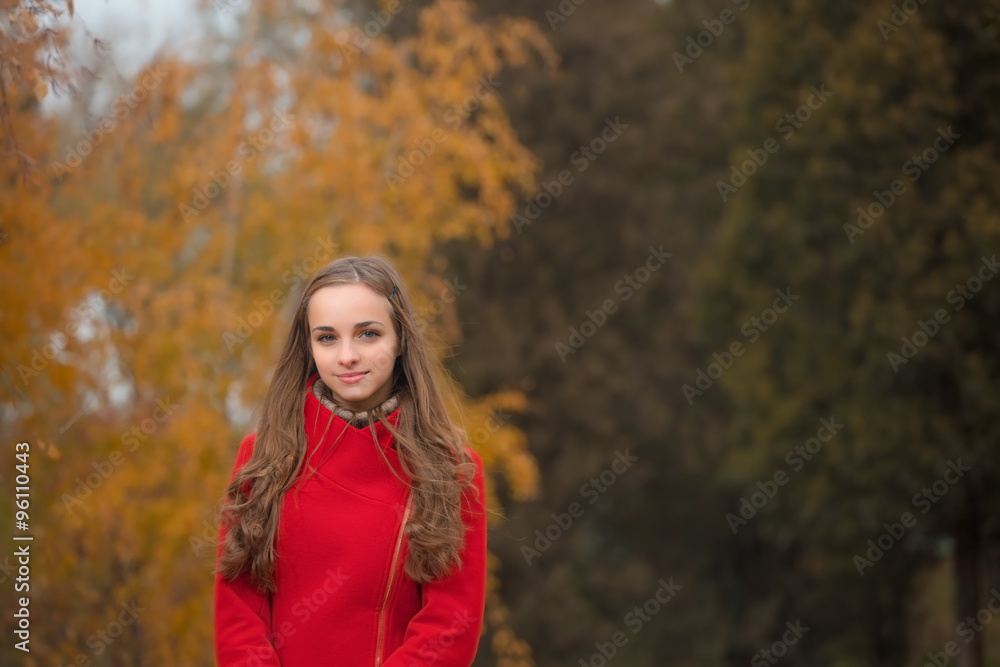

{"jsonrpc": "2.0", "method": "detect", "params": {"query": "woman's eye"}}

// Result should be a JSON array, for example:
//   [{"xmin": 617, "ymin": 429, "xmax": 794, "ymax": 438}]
[
  {"xmin": 318, "ymin": 334, "xmax": 335, "ymax": 343},
  {"xmin": 360, "ymin": 330, "xmax": 380, "ymax": 340}
]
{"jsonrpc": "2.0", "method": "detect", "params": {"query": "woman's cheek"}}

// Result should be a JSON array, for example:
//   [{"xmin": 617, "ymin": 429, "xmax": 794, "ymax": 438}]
[{"xmin": 370, "ymin": 346, "xmax": 395, "ymax": 372}]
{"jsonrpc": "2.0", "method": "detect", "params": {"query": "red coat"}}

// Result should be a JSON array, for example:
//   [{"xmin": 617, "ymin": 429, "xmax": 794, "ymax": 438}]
[{"xmin": 214, "ymin": 374, "xmax": 488, "ymax": 666}]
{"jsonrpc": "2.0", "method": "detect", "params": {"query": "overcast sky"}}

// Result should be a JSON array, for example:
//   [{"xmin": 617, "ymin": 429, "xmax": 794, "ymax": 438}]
[
  {"xmin": 71, "ymin": 0, "xmax": 204, "ymax": 76},
  {"xmin": 42, "ymin": 0, "xmax": 245, "ymax": 114}
]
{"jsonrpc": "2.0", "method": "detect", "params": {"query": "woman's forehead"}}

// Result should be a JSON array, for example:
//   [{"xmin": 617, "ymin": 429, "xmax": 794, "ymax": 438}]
[{"xmin": 308, "ymin": 283, "xmax": 391, "ymax": 326}]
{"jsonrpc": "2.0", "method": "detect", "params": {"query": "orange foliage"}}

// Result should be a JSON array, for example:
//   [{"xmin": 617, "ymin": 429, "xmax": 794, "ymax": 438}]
[{"xmin": 1, "ymin": 1, "xmax": 556, "ymax": 663}]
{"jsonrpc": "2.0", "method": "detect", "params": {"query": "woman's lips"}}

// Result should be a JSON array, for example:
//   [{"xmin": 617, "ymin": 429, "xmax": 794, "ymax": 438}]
[{"xmin": 336, "ymin": 371, "xmax": 368, "ymax": 385}]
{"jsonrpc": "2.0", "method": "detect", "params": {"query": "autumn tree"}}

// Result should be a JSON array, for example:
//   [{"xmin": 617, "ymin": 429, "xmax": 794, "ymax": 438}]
[
  {"xmin": 694, "ymin": 1, "xmax": 1000, "ymax": 665},
  {"xmin": 1, "ymin": 0, "xmax": 555, "ymax": 663},
  {"xmin": 438, "ymin": 0, "xmax": 745, "ymax": 663}
]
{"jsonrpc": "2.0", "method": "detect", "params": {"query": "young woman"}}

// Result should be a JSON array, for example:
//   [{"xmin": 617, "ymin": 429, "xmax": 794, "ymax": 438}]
[{"xmin": 213, "ymin": 256, "xmax": 487, "ymax": 666}]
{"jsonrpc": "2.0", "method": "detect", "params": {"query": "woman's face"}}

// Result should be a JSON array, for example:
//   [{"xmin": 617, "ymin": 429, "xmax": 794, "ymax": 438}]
[{"xmin": 308, "ymin": 283, "xmax": 400, "ymax": 412}]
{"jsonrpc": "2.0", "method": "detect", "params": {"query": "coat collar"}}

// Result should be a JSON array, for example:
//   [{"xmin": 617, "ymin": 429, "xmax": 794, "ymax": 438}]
[{"xmin": 305, "ymin": 373, "xmax": 401, "ymax": 449}]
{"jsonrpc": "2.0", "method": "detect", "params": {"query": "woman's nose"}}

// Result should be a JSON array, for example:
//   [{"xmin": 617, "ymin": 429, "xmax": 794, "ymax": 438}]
[{"xmin": 338, "ymin": 340, "xmax": 360, "ymax": 365}]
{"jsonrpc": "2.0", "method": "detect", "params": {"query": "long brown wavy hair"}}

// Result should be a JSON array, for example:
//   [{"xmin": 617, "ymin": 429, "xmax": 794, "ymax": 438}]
[{"xmin": 216, "ymin": 255, "xmax": 476, "ymax": 593}]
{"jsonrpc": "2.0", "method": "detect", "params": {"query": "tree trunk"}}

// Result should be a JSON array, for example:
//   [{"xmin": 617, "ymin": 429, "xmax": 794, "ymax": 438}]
[{"xmin": 954, "ymin": 489, "xmax": 982, "ymax": 667}]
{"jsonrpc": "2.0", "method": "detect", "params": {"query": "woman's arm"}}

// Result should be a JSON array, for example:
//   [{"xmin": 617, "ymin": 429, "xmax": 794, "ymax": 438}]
[
  {"xmin": 213, "ymin": 433, "xmax": 282, "ymax": 667},
  {"xmin": 383, "ymin": 448, "xmax": 489, "ymax": 667}
]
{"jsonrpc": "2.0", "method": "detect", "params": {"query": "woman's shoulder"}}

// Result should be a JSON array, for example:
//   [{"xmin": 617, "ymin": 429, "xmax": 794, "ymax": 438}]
[
  {"xmin": 234, "ymin": 431, "xmax": 257, "ymax": 467},
  {"xmin": 455, "ymin": 445, "xmax": 485, "ymax": 486},
  {"xmin": 463, "ymin": 445, "xmax": 483, "ymax": 468}
]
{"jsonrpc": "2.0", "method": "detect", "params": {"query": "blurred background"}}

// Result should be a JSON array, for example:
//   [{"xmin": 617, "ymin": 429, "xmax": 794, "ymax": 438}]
[{"xmin": 3, "ymin": 0, "xmax": 1000, "ymax": 665}]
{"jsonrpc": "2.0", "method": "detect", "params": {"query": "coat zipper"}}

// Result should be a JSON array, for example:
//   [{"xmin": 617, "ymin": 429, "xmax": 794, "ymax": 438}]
[{"xmin": 375, "ymin": 492, "xmax": 413, "ymax": 666}]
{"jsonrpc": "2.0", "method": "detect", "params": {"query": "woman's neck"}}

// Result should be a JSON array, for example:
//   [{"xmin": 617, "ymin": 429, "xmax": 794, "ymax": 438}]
[{"xmin": 311, "ymin": 375, "xmax": 399, "ymax": 428}]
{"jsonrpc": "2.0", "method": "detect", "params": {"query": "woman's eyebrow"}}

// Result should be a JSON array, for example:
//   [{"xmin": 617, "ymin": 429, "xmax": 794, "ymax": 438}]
[{"xmin": 311, "ymin": 321, "xmax": 385, "ymax": 333}]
